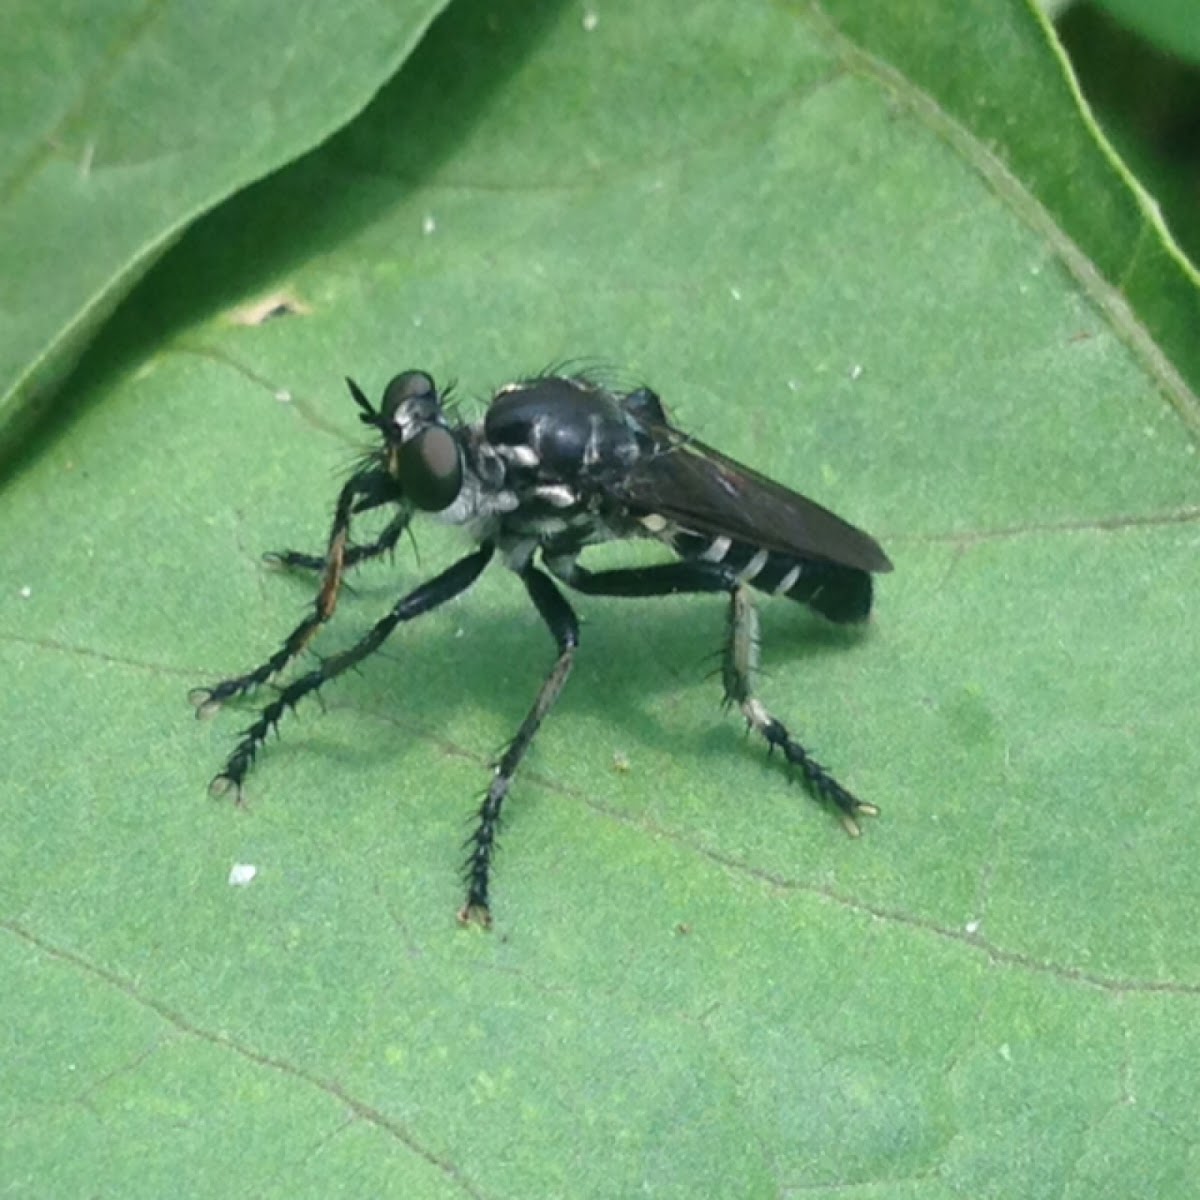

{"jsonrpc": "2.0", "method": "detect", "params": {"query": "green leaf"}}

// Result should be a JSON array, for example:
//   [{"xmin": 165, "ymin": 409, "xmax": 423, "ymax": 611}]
[
  {"xmin": 0, "ymin": 0, "xmax": 450, "ymax": 455},
  {"xmin": 1090, "ymin": 0, "xmax": 1200, "ymax": 65},
  {"xmin": 3, "ymin": 1, "xmax": 1198, "ymax": 1196},
  {"xmin": 1055, "ymin": 4, "xmax": 1200, "ymax": 271}
]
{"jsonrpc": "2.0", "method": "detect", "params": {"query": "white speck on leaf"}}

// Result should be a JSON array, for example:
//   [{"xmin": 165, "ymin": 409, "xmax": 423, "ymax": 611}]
[{"xmin": 228, "ymin": 863, "xmax": 257, "ymax": 887}]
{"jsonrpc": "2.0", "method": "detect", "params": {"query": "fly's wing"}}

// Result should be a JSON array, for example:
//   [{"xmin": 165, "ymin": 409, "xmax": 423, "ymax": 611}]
[{"xmin": 609, "ymin": 413, "xmax": 892, "ymax": 574}]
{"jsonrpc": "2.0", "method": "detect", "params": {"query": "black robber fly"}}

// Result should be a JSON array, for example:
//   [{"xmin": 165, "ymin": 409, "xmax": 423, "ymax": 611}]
[{"xmin": 192, "ymin": 370, "xmax": 892, "ymax": 925}]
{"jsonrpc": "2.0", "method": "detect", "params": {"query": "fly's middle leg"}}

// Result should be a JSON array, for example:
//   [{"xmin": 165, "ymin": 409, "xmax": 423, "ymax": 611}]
[{"xmin": 460, "ymin": 567, "xmax": 579, "ymax": 927}]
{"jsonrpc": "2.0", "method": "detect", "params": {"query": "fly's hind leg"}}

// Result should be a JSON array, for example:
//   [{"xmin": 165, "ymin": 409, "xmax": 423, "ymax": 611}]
[
  {"xmin": 550, "ymin": 556, "xmax": 879, "ymax": 833},
  {"xmin": 723, "ymin": 584, "xmax": 878, "ymax": 835}
]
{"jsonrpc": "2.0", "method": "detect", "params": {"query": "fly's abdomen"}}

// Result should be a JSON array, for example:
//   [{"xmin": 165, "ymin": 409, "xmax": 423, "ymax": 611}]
[{"xmin": 671, "ymin": 531, "xmax": 873, "ymax": 623}]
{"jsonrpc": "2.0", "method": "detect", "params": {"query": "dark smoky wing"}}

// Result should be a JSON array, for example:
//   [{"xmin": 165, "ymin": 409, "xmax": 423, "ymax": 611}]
[{"xmin": 611, "ymin": 436, "xmax": 892, "ymax": 573}]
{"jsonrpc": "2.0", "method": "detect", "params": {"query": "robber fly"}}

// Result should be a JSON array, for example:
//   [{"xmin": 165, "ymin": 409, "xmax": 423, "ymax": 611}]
[{"xmin": 192, "ymin": 370, "xmax": 892, "ymax": 925}]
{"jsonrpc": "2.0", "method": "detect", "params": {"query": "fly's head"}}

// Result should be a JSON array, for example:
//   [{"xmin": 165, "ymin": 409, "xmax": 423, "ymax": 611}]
[{"xmin": 347, "ymin": 371, "xmax": 464, "ymax": 513}]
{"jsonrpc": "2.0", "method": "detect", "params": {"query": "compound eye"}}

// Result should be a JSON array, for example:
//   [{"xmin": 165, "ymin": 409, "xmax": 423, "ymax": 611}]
[
  {"xmin": 381, "ymin": 370, "xmax": 437, "ymax": 426},
  {"xmin": 397, "ymin": 426, "xmax": 462, "ymax": 511}
]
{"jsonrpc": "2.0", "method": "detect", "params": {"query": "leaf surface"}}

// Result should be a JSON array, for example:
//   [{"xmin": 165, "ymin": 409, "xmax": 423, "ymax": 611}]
[{"xmin": 2, "ymin": 2, "xmax": 1198, "ymax": 1196}]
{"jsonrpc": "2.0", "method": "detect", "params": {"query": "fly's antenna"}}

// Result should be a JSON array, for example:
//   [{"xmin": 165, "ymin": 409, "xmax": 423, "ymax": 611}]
[{"xmin": 347, "ymin": 377, "xmax": 383, "ymax": 429}]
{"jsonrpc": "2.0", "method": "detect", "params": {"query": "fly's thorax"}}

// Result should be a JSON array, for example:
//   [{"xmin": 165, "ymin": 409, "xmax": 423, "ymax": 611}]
[
  {"xmin": 485, "ymin": 375, "xmax": 644, "ymax": 483},
  {"xmin": 435, "ymin": 448, "xmax": 520, "ymax": 529}
]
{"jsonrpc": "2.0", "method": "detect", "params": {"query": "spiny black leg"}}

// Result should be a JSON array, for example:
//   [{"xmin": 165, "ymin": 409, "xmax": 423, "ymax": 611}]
[
  {"xmin": 208, "ymin": 543, "xmax": 494, "ymax": 798},
  {"xmin": 265, "ymin": 511, "xmax": 411, "ymax": 574},
  {"xmin": 190, "ymin": 468, "xmax": 393, "ymax": 715},
  {"xmin": 548, "ymin": 555, "xmax": 877, "ymax": 833},
  {"xmin": 723, "ymin": 584, "xmax": 877, "ymax": 835},
  {"xmin": 460, "ymin": 567, "xmax": 579, "ymax": 927}
]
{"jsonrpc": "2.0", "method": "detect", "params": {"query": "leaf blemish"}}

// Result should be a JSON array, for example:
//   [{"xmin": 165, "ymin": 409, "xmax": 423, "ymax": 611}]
[{"xmin": 228, "ymin": 292, "xmax": 311, "ymax": 326}]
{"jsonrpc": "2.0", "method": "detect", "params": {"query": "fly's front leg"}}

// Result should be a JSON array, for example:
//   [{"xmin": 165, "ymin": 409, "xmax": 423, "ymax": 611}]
[
  {"xmin": 724, "ymin": 584, "xmax": 878, "ymax": 835},
  {"xmin": 460, "ymin": 568, "xmax": 579, "ymax": 927},
  {"xmin": 550, "ymin": 556, "xmax": 878, "ymax": 833},
  {"xmin": 265, "ymin": 510, "xmax": 411, "ymax": 574},
  {"xmin": 208, "ymin": 544, "xmax": 494, "ymax": 799},
  {"xmin": 189, "ymin": 469, "xmax": 392, "ymax": 716}
]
